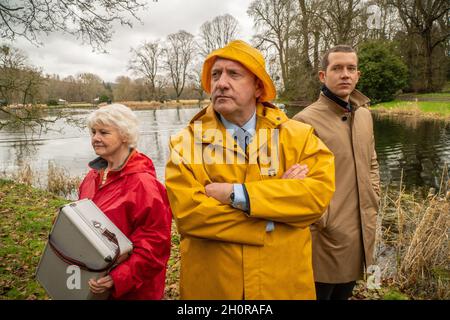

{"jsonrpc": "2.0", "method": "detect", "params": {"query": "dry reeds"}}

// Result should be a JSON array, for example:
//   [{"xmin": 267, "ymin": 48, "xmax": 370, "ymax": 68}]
[
  {"xmin": 11, "ymin": 162, "xmax": 34, "ymax": 186},
  {"xmin": 377, "ymin": 165, "xmax": 450, "ymax": 299},
  {"xmin": 397, "ymin": 165, "xmax": 449, "ymax": 299},
  {"xmin": 398, "ymin": 198, "xmax": 449, "ymax": 294},
  {"xmin": 1, "ymin": 161, "xmax": 82, "ymax": 199},
  {"xmin": 47, "ymin": 162, "xmax": 82, "ymax": 198},
  {"xmin": 373, "ymin": 106, "xmax": 450, "ymax": 124}
]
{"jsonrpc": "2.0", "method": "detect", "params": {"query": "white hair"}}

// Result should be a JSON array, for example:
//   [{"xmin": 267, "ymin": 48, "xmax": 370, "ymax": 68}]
[{"xmin": 87, "ymin": 104, "xmax": 139, "ymax": 148}]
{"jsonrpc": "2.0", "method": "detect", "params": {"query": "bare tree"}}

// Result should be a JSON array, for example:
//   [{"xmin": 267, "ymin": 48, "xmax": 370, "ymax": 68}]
[
  {"xmin": 364, "ymin": 0, "xmax": 403, "ymax": 40},
  {"xmin": 296, "ymin": 0, "xmax": 323, "ymax": 90},
  {"xmin": 128, "ymin": 40, "xmax": 162, "ymax": 100},
  {"xmin": 248, "ymin": 0, "xmax": 298, "ymax": 94},
  {"xmin": 0, "ymin": 45, "xmax": 46, "ymax": 105},
  {"xmin": 198, "ymin": 14, "xmax": 240, "ymax": 57},
  {"xmin": 154, "ymin": 75, "xmax": 169, "ymax": 102},
  {"xmin": 76, "ymin": 73, "xmax": 106, "ymax": 102},
  {"xmin": 311, "ymin": 0, "xmax": 367, "ymax": 46},
  {"xmin": 163, "ymin": 30, "xmax": 197, "ymax": 101},
  {"xmin": 0, "ymin": 45, "xmax": 27, "ymax": 105},
  {"xmin": 189, "ymin": 61, "xmax": 206, "ymax": 104},
  {"xmin": 0, "ymin": 44, "xmax": 63, "ymax": 133},
  {"xmin": 113, "ymin": 76, "xmax": 136, "ymax": 101},
  {"xmin": 389, "ymin": 0, "xmax": 450, "ymax": 91},
  {"xmin": 0, "ymin": 0, "xmax": 147, "ymax": 50}
]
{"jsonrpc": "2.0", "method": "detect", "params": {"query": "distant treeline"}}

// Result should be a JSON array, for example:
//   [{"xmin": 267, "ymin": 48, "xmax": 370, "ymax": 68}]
[{"xmin": 1, "ymin": 0, "xmax": 449, "ymax": 106}]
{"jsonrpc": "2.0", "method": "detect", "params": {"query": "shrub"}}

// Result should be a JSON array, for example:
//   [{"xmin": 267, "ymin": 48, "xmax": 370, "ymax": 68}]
[
  {"xmin": 47, "ymin": 99, "xmax": 58, "ymax": 106},
  {"xmin": 357, "ymin": 40, "xmax": 408, "ymax": 103},
  {"xmin": 98, "ymin": 95, "xmax": 111, "ymax": 104}
]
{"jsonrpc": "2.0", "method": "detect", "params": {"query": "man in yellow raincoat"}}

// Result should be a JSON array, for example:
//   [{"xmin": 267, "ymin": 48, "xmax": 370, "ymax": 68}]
[{"xmin": 165, "ymin": 40, "xmax": 335, "ymax": 299}]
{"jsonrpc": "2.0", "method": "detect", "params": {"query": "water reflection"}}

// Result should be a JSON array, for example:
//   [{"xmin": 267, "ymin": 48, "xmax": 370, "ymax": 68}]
[
  {"xmin": 373, "ymin": 113, "xmax": 449, "ymax": 188},
  {"xmin": 0, "ymin": 106, "xmax": 448, "ymax": 189},
  {"xmin": 0, "ymin": 107, "xmax": 203, "ymax": 185},
  {"xmin": 285, "ymin": 106, "xmax": 449, "ymax": 189}
]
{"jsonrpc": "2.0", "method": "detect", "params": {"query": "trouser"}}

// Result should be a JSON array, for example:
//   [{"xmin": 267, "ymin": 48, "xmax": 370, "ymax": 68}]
[{"xmin": 315, "ymin": 281, "xmax": 356, "ymax": 300}]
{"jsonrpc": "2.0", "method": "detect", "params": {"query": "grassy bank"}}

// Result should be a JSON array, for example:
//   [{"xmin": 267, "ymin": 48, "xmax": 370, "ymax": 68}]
[
  {"xmin": 404, "ymin": 92, "xmax": 450, "ymax": 99},
  {"xmin": 0, "ymin": 178, "xmax": 448, "ymax": 300},
  {"xmin": 0, "ymin": 179, "xmax": 68, "ymax": 299},
  {"xmin": 0, "ymin": 179, "xmax": 181, "ymax": 300},
  {"xmin": 371, "ymin": 100, "xmax": 450, "ymax": 120}
]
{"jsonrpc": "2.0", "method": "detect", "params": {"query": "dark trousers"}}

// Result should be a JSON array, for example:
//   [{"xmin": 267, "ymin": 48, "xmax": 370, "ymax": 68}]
[{"xmin": 315, "ymin": 281, "xmax": 356, "ymax": 300}]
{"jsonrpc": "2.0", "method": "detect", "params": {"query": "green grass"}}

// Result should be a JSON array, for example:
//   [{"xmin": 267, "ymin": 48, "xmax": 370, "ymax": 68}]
[
  {"xmin": 382, "ymin": 289, "xmax": 410, "ymax": 300},
  {"xmin": 0, "ymin": 179, "xmax": 181, "ymax": 300},
  {"xmin": 0, "ymin": 179, "xmax": 69, "ymax": 300},
  {"xmin": 406, "ymin": 92, "xmax": 450, "ymax": 99},
  {"xmin": 372, "ymin": 100, "xmax": 450, "ymax": 116}
]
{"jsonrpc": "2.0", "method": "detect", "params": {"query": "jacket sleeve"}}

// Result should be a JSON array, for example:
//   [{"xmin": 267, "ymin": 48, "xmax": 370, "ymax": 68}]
[
  {"xmin": 244, "ymin": 127, "xmax": 335, "ymax": 229},
  {"xmin": 165, "ymin": 138, "xmax": 267, "ymax": 246},
  {"xmin": 109, "ymin": 178, "xmax": 172, "ymax": 299},
  {"xmin": 370, "ymin": 133, "xmax": 381, "ymax": 202}
]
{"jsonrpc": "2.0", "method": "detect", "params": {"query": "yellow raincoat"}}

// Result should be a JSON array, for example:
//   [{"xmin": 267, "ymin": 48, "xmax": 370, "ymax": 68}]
[{"xmin": 165, "ymin": 102, "xmax": 335, "ymax": 299}]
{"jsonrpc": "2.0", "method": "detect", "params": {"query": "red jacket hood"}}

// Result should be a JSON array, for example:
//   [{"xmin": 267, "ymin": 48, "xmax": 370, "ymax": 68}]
[{"xmin": 88, "ymin": 149, "xmax": 157, "ymax": 179}]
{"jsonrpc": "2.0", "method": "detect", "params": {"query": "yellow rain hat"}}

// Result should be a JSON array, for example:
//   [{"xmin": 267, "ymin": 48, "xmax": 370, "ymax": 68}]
[{"xmin": 201, "ymin": 40, "xmax": 277, "ymax": 102}]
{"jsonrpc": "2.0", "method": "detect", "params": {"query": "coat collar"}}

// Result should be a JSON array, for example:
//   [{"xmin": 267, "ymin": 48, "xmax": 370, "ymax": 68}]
[
  {"xmin": 188, "ymin": 102, "xmax": 289, "ymax": 143},
  {"xmin": 88, "ymin": 148, "xmax": 136, "ymax": 171},
  {"xmin": 219, "ymin": 110, "xmax": 257, "ymax": 136},
  {"xmin": 319, "ymin": 89, "xmax": 370, "ymax": 117}
]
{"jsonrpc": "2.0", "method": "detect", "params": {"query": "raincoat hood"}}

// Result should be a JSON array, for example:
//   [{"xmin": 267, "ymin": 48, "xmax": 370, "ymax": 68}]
[
  {"xmin": 88, "ymin": 149, "xmax": 157, "ymax": 180},
  {"xmin": 201, "ymin": 40, "xmax": 277, "ymax": 102}
]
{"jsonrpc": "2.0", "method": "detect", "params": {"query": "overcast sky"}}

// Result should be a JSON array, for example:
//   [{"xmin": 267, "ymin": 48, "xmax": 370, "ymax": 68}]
[{"xmin": 9, "ymin": 0, "xmax": 255, "ymax": 83}]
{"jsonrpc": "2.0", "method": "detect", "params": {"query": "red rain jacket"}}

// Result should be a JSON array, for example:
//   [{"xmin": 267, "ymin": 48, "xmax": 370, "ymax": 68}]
[{"xmin": 78, "ymin": 150, "xmax": 172, "ymax": 300}]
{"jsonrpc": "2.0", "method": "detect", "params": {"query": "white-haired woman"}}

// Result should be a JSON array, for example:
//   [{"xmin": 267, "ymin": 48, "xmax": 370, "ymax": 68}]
[{"xmin": 78, "ymin": 104, "xmax": 172, "ymax": 300}]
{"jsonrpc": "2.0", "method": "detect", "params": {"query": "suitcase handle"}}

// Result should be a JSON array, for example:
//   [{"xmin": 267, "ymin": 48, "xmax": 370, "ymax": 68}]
[{"xmin": 48, "ymin": 229, "xmax": 120, "ymax": 273}]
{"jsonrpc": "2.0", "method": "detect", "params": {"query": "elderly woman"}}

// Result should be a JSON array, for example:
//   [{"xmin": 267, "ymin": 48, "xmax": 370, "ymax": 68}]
[{"xmin": 78, "ymin": 103, "xmax": 172, "ymax": 300}]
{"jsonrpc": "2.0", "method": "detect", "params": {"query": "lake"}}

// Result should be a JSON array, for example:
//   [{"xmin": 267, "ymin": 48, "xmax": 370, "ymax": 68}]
[
  {"xmin": 284, "ymin": 106, "xmax": 450, "ymax": 190},
  {"xmin": 0, "ymin": 106, "xmax": 449, "ymax": 191}
]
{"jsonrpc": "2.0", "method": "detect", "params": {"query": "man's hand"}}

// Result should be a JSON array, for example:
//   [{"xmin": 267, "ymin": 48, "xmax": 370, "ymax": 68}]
[
  {"xmin": 282, "ymin": 164, "xmax": 309, "ymax": 179},
  {"xmin": 89, "ymin": 275, "xmax": 114, "ymax": 294},
  {"xmin": 205, "ymin": 165, "xmax": 307, "ymax": 204},
  {"xmin": 205, "ymin": 183, "xmax": 233, "ymax": 204}
]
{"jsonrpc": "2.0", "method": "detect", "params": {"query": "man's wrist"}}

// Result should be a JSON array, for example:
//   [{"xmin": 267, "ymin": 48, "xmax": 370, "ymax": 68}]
[
  {"xmin": 229, "ymin": 190, "xmax": 235, "ymax": 205},
  {"xmin": 231, "ymin": 184, "xmax": 249, "ymax": 211}
]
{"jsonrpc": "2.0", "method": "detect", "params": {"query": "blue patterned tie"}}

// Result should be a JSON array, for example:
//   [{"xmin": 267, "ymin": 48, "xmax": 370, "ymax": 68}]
[{"xmin": 235, "ymin": 127, "xmax": 250, "ymax": 153}]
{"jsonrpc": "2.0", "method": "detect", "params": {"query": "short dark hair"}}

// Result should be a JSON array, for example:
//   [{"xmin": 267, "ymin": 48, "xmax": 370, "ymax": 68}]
[{"xmin": 320, "ymin": 45, "xmax": 357, "ymax": 71}]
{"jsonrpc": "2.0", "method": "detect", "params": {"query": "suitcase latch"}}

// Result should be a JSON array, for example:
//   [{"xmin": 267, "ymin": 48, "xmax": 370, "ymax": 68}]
[{"xmin": 92, "ymin": 220, "xmax": 103, "ymax": 229}]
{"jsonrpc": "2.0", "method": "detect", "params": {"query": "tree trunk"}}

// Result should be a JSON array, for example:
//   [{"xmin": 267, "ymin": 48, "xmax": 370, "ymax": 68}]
[{"xmin": 424, "ymin": 32, "xmax": 434, "ymax": 92}]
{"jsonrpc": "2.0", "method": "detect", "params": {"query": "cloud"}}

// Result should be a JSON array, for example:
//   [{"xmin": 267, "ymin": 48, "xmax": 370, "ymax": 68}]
[{"xmin": 8, "ymin": 0, "xmax": 254, "ymax": 82}]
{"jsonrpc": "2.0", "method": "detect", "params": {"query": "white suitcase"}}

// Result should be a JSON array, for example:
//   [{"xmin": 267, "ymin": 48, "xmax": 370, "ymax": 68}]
[{"xmin": 36, "ymin": 199, "xmax": 133, "ymax": 300}]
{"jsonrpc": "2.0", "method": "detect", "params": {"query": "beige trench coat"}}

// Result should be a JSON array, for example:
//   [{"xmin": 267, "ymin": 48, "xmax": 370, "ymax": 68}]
[{"xmin": 293, "ymin": 90, "xmax": 380, "ymax": 283}]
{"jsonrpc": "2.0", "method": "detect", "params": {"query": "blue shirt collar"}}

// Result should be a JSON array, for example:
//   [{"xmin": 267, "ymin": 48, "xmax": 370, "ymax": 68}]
[{"xmin": 219, "ymin": 111, "xmax": 256, "ymax": 136}]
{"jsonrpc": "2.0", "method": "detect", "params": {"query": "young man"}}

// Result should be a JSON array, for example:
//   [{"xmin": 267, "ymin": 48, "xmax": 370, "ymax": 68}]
[
  {"xmin": 165, "ymin": 40, "xmax": 335, "ymax": 299},
  {"xmin": 293, "ymin": 45, "xmax": 381, "ymax": 300}
]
